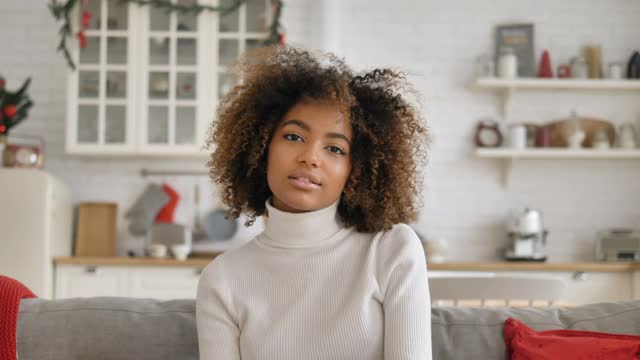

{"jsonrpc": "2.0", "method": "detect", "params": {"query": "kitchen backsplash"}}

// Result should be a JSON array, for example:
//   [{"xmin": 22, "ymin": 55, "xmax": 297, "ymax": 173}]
[{"xmin": 2, "ymin": 0, "xmax": 639, "ymax": 261}]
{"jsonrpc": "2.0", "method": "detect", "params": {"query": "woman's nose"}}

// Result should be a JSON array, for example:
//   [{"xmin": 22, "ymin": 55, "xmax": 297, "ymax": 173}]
[{"xmin": 296, "ymin": 144, "xmax": 320, "ymax": 167}]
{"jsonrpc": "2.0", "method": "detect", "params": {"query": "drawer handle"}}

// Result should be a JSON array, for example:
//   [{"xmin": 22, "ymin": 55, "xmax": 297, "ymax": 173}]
[
  {"xmin": 85, "ymin": 266, "xmax": 99, "ymax": 274},
  {"xmin": 194, "ymin": 268, "xmax": 204, "ymax": 276},
  {"xmin": 573, "ymin": 271, "xmax": 588, "ymax": 281}
]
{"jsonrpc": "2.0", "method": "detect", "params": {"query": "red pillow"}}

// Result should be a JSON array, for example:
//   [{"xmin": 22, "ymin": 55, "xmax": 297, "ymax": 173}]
[{"xmin": 504, "ymin": 317, "xmax": 640, "ymax": 360}]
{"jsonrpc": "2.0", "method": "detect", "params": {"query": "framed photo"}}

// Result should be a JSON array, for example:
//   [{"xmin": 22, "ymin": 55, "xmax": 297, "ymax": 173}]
[{"xmin": 495, "ymin": 24, "xmax": 535, "ymax": 77}]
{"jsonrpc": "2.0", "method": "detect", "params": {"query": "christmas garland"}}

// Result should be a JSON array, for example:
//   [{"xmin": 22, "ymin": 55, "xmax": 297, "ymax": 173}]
[{"xmin": 48, "ymin": 0, "xmax": 284, "ymax": 70}]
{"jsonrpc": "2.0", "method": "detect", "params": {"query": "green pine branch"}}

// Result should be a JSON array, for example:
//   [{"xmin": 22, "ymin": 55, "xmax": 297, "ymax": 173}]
[
  {"xmin": 49, "ymin": 0, "xmax": 283, "ymax": 71},
  {"xmin": 0, "ymin": 77, "xmax": 34, "ymax": 133}
]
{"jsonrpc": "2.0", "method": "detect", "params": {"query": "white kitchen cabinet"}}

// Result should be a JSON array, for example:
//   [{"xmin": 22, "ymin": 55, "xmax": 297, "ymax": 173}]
[
  {"xmin": 66, "ymin": 0, "xmax": 270, "ymax": 156},
  {"xmin": 564, "ymin": 270, "xmax": 633, "ymax": 304},
  {"xmin": 66, "ymin": 0, "xmax": 138, "ymax": 154},
  {"xmin": 54, "ymin": 264, "xmax": 204, "ymax": 299},
  {"xmin": 55, "ymin": 258, "xmax": 638, "ymax": 304},
  {"xmin": 429, "ymin": 270, "xmax": 633, "ymax": 306}
]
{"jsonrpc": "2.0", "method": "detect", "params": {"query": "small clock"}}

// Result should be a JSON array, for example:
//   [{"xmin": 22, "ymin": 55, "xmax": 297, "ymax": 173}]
[
  {"xmin": 475, "ymin": 120, "xmax": 503, "ymax": 147},
  {"xmin": 2, "ymin": 135, "xmax": 44, "ymax": 168}
]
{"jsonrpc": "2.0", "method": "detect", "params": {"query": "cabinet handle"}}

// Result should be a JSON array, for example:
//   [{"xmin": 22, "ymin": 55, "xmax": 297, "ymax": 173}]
[
  {"xmin": 194, "ymin": 268, "xmax": 204, "ymax": 276},
  {"xmin": 85, "ymin": 266, "xmax": 99, "ymax": 274},
  {"xmin": 573, "ymin": 271, "xmax": 588, "ymax": 281}
]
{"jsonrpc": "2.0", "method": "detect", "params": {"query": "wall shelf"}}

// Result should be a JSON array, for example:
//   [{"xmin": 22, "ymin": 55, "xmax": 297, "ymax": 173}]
[
  {"xmin": 473, "ymin": 77, "xmax": 640, "ymax": 188},
  {"xmin": 476, "ymin": 148, "xmax": 640, "ymax": 188},
  {"xmin": 474, "ymin": 77, "xmax": 640, "ymax": 120},
  {"xmin": 476, "ymin": 148, "xmax": 640, "ymax": 159},
  {"xmin": 475, "ymin": 77, "xmax": 640, "ymax": 91}
]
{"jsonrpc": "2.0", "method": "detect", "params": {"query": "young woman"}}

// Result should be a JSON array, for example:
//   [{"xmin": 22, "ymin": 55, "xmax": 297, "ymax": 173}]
[{"xmin": 197, "ymin": 46, "xmax": 432, "ymax": 359}]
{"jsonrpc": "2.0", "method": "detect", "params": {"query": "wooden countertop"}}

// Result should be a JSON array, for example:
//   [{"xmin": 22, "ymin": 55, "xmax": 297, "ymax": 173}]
[
  {"xmin": 54, "ymin": 256, "xmax": 221, "ymax": 267},
  {"xmin": 53, "ymin": 256, "xmax": 640, "ymax": 272},
  {"xmin": 428, "ymin": 262, "xmax": 638, "ymax": 272}
]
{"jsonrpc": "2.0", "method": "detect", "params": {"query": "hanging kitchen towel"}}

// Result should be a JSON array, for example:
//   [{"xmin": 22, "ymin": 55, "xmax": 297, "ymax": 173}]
[
  {"xmin": 155, "ymin": 183, "xmax": 180, "ymax": 223},
  {"xmin": 0, "ymin": 275, "xmax": 37, "ymax": 360},
  {"xmin": 125, "ymin": 183, "xmax": 170, "ymax": 236}
]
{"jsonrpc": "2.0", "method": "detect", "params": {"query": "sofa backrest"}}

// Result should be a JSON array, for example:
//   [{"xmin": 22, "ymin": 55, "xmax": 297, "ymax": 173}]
[
  {"xmin": 431, "ymin": 300, "xmax": 640, "ymax": 359},
  {"xmin": 18, "ymin": 298, "xmax": 640, "ymax": 360},
  {"xmin": 18, "ymin": 297, "xmax": 198, "ymax": 360}
]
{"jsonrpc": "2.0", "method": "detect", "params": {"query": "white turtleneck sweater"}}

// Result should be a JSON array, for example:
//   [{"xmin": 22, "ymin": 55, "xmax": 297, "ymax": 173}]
[{"xmin": 196, "ymin": 198, "xmax": 432, "ymax": 360}]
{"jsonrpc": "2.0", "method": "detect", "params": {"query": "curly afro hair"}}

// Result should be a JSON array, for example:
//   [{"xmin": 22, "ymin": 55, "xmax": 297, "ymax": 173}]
[{"xmin": 206, "ymin": 46, "xmax": 430, "ymax": 233}]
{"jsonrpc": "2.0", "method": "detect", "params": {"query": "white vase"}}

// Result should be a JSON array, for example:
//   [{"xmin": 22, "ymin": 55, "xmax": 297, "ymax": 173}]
[{"xmin": 498, "ymin": 48, "xmax": 518, "ymax": 78}]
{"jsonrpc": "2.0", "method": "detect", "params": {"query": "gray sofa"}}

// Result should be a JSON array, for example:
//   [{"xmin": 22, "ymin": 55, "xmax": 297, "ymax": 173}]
[{"xmin": 17, "ymin": 297, "xmax": 640, "ymax": 359}]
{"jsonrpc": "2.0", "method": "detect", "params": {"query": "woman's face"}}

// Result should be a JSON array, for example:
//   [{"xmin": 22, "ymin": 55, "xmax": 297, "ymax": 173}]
[{"xmin": 267, "ymin": 99, "xmax": 352, "ymax": 213}]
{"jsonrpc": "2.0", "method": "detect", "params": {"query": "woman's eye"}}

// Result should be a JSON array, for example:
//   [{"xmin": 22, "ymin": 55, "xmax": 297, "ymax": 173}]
[
  {"xmin": 327, "ymin": 146, "xmax": 345, "ymax": 155},
  {"xmin": 284, "ymin": 134, "xmax": 302, "ymax": 142}
]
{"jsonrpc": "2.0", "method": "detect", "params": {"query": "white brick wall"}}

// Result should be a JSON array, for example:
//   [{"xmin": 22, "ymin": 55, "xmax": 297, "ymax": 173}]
[{"xmin": 2, "ymin": 0, "xmax": 639, "ymax": 261}]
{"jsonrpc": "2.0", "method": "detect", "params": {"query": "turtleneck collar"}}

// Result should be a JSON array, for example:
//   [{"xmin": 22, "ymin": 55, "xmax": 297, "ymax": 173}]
[{"xmin": 261, "ymin": 196, "xmax": 346, "ymax": 248}]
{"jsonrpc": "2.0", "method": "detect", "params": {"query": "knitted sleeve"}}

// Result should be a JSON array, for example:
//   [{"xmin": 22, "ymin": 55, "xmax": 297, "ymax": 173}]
[
  {"xmin": 376, "ymin": 224, "xmax": 432, "ymax": 360},
  {"xmin": 196, "ymin": 257, "xmax": 241, "ymax": 360}
]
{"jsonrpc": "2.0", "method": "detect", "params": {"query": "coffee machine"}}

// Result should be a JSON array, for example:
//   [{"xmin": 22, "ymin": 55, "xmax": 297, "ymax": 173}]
[{"xmin": 504, "ymin": 207, "xmax": 548, "ymax": 261}]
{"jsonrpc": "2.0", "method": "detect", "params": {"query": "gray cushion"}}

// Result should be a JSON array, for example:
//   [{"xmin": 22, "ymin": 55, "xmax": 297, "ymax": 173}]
[
  {"xmin": 431, "ymin": 300, "xmax": 640, "ymax": 360},
  {"xmin": 18, "ymin": 297, "xmax": 197, "ymax": 360},
  {"xmin": 17, "ymin": 298, "xmax": 640, "ymax": 360}
]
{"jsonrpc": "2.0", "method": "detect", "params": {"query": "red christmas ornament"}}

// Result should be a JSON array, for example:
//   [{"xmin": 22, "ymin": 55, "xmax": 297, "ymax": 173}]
[
  {"xmin": 82, "ymin": 11, "xmax": 92, "ymax": 29},
  {"xmin": 0, "ymin": 125, "xmax": 6, "ymax": 133},
  {"xmin": 3, "ymin": 104, "xmax": 17, "ymax": 118},
  {"xmin": 538, "ymin": 50, "xmax": 553, "ymax": 78},
  {"xmin": 77, "ymin": 31, "xmax": 87, "ymax": 49}
]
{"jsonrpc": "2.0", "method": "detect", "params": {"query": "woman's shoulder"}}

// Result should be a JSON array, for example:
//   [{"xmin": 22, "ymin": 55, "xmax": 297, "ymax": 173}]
[
  {"xmin": 369, "ymin": 223, "xmax": 426, "ymax": 265},
  {"xmin": 370, "ymin": 223, "xmax": 427, "ymax": 293},
  {"xmin": 373, "ymin": 223, "xmax": 422, "ymax": 250},
  {"xmin": 198, "ymin": 238, "xmax": 260, "ymax": 280}
]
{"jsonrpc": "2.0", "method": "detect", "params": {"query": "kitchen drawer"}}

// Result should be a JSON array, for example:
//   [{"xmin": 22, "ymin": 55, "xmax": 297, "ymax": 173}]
[
  {"xmin": 428, "ymin": 270, "xmax": 633, "ymax": 306},
  {"xmin": 54, "ymin": 264, "xmax": 204, "ymax": 299},
  {"xmin": 129, "ymin": 266, "xmax": 202, "ymax": 299},
  {"xmin": 55, "ymin": 265, "xmax": 128, "ymax": 299}
]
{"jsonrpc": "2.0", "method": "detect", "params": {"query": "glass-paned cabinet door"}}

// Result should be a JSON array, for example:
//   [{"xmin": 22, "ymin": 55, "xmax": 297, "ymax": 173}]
[
  {"xmin": 215, "ymin": 0, "xmax": 270, "ymax": 102},
  {"xmin": 141, "ymin": 0, "xmax": 207, "ymax": 154},
  {"xmin": 67, "ymin": 0, "xmax": 135, "ymax": 153}
]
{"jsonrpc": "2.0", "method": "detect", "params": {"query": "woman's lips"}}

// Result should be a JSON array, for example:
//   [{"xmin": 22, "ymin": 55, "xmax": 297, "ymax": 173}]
[{"xmin": 288, "ymin": 177, "xmax": 321, "ymax": 190}]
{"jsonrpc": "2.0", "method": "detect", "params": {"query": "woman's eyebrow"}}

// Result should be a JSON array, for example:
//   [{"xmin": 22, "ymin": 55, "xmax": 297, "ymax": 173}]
[
  {"xmin": 280, "ymin": 119, "xmax": 351, "ymax": 146},
  {"xmin": 280, "ymin": 119, "xmax": 310, "ymax": 131}
]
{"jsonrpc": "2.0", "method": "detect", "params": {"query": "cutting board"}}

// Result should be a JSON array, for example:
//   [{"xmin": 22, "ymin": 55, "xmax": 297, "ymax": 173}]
[{"xmin": 74, "ymin": 202, "xmax": 118, "ymax": 256}]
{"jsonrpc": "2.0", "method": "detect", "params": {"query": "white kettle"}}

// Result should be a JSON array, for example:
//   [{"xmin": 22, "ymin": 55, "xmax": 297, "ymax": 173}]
[{"xmin": 508, "ymin": 207, "xmax": 544, "ymax": 234}]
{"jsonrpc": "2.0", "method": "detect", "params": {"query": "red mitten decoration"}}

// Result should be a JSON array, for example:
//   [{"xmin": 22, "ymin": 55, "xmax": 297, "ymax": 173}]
[{"xmin": 155, "ymin": 183, "xmax": 180, "ymax": 223}]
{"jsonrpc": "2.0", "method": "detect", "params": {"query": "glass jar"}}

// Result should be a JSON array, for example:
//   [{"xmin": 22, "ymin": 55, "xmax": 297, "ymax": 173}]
[
  {"xmin": 475, "ymin": 54, "xmax": 495, "ymax": 78},
  {"xmin": 570, "ymin": 56, "xmax": 588, "ymax": 79},
  {"xmin": 608, "ymin": 62, "xmax": 623, "ymax": 79}
]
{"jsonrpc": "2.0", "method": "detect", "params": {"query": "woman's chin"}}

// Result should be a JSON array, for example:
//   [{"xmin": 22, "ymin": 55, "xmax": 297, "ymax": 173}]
[{"xmin": 272, "ymin": 193, "xmax": 320, "ymax": 213}]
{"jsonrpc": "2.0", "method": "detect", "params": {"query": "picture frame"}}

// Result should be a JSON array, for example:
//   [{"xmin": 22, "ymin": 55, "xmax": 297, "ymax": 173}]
[{"xmin": 495, "ymin": 23, "xmax": 535, "ymax": 77}]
